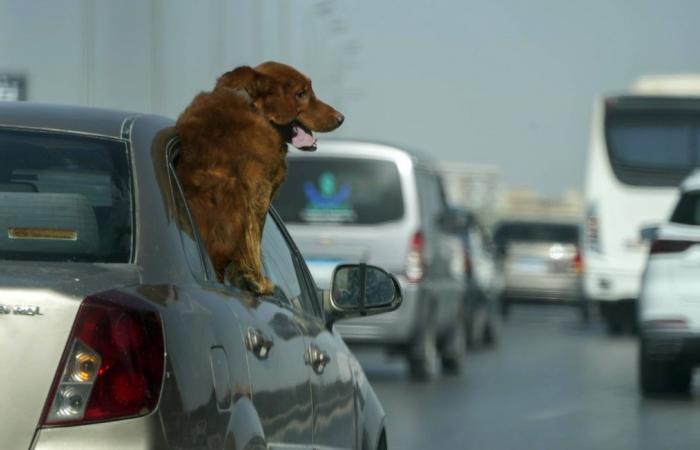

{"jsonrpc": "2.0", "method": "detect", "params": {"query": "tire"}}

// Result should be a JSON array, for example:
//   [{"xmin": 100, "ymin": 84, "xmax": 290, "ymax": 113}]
[
  {"xmin": 441, "ymin": 315, "xmax": 467, "ymax": 375},
  {"xmin": 377, "ymin": 431, "xmax": 387, "ymax": 450},
  {"xmin": 600, "ymin": 302, "xmax": 623, "ymax": 335},
  {"xmin": 482, "ymin": 316, "xmax": 498, "ymax": 348},
  {"xmin": 578, "ymin": 297, "xmax": 591, "ymax": 324},
  {"xmin": 639, "ymin": 340, "xmax": 692, "ymax": 396},
  {"xmin": 408, "ymin": 319, "xmax": 439, "ymax": 382},
  {"xmin": 499, "ymin": 297, "xmax": 511, "ymax": 320}
]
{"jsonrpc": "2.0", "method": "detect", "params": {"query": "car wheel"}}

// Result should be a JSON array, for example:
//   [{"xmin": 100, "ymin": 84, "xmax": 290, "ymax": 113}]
[
  {"xmin": 409, "ymin": 319, "xmax": 439, "ymax": 382},
  {"xmin": 377, "ymin": 431, "xmax": 387, "ymax": 450},
  {"xmin": 465, "ymin": 313, "xmax": 478, "ymax": 350},
  {"xmin": 499, "ymin": 297, "xmax": 511, "ymax": 320},
  {"xmin": 482, "ymin": 315, "xmax": 498, "ymax": 349},
  {"xmin": 639, "ymin": 340, "xmax": 692, "ymax": 395},
  {"xmin": 578, "ymin": 297, "xmax": 591, "ymax": 324},
  {"xmin": 441, "ymin": 314, "xmax": 467, "ymax": 375}
]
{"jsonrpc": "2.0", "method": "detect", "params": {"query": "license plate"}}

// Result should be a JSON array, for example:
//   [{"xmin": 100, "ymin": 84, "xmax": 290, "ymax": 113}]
[{"xmin": 513, "ymin": 257, "xmax": 547, "ymax": 273}]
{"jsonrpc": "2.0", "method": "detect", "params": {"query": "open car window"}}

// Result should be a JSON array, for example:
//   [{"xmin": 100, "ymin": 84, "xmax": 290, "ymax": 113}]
[{"xmin": 261, "ymin": 213, "xmax": 322, "ymax": 318}]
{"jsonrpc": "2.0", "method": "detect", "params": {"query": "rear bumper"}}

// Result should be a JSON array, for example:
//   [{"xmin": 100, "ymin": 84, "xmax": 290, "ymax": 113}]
[
  {"xmin": 335, "ymin": 279, "xmax": 421, "ymax": 346},
  {"xmin": 503, "ymin": 274, "xmax": 581, "ymax": 303},
  {"xmin": 583, "ymin": 267, "xmax": 642, "ymax": 303},
  {"xmin": 641, "ymin": 331, "xmax": 700, "ymax": 364},
  {"xmin": 32, "ymin": 413, "xmax": 167, "ymax": 449}
]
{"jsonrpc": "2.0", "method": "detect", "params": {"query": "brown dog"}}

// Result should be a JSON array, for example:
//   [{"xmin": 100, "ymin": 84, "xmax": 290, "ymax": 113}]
[{"xmin": 175, "ymin": 62, "xmax": 343, "ymax": 294}]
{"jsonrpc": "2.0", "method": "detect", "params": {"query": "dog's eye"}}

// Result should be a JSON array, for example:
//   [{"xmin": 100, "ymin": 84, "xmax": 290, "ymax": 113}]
[{"xmin": 296, "ymin": 90, "xmax": 307, "ymax": 99}]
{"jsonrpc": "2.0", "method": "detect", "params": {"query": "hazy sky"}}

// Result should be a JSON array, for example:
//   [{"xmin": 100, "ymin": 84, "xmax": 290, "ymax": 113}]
[{"xmin": 325, "ymin": 0, "xmax": 700, "ymax": 194}]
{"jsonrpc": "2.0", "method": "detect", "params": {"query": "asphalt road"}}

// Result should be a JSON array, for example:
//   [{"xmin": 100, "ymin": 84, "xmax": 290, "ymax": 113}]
[{"xmin": 355, "ymin": 305, "xmax": 700, "ymax": 450}]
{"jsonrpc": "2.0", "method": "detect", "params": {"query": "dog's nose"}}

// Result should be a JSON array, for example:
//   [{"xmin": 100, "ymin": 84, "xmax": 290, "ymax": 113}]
[{"xmin": 335, "ymin": 113, "xmax": 345, "ymax": 126}]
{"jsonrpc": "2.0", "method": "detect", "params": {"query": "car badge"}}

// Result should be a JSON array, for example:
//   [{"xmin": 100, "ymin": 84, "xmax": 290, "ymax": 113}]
[{"xmin": 0, "ymin": 304, "xmax": 41, "ymax": 316}]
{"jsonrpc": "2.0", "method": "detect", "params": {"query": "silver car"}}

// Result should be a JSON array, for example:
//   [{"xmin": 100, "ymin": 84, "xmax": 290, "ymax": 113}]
[
  {"xmin": 274, "ymin": 140, "xmax": 466, "ymax": 380},
  {"xmin": 0, "ymin": 102, "xmax": 400, "ymax": 450},
  {"xmin": 493, "ymin": 220, "xmax": 589, "ymax": 321}
]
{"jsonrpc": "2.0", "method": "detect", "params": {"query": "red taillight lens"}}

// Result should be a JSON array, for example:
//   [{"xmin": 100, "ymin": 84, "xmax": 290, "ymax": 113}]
[
  {"xmin": 649, "ymin": 239, "xmax": 697, "ymax": 255},
  {"xmin": 406, "ymin": 230, "xmax": 425, "ymax": 282},
  {"xmin": 42, "ymin": 290, "xmax": 164, "ymax": 426},
  {"xmin": 571, "ymin": 248, "xmax": 583, "ymax": 274}
]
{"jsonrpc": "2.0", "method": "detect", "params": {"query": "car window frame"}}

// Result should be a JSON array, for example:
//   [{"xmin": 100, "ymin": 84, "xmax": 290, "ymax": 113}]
[
  {"xmin": 165, "ymin": 139, "xmax": 215, "ymax": 282},
  {"xmin": 265, "ymin": 208, "xmax": 325, "ymax": 320}
]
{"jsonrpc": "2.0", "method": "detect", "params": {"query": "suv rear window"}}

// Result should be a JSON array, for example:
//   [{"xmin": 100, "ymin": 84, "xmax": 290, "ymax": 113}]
[
  {"xmin": 670, "ymin": 192, "xmax": 700, "ymax": 225},
  {"xmin": 0, "ymin": 129, "xmax": 132, "ymax": 262},
  {"xmin": 494, "ymin": 222, "xmax": 579, "ymax": 246},
  {"xmin": 274, "ymin": 157, "xmax": 404, "ymax": 225}
]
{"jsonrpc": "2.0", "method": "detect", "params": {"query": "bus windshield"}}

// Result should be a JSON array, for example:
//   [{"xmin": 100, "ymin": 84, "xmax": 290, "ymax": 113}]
[{"xmin": 605, "ymin": 98, "xmax": 700, "ymax": 187}]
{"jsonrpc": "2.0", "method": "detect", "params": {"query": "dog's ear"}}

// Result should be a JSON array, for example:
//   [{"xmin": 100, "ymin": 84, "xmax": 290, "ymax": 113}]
[
  {"xmin": 216, "ymin": 66, "xmax": 296, "ymax": 125},
  {"xmin": 215, "ymin": 66, "xmax": 272, "ymax": 98}
]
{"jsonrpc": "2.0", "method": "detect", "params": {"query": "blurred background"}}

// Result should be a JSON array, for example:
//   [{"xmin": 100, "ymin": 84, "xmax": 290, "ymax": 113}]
[
  {"xmin": 4, "ymin": 0, "xmax": 699, "ymax": 207},
  {"xmin": 6, "ymin": 0, "xmax": 700, "ymax": 448}
]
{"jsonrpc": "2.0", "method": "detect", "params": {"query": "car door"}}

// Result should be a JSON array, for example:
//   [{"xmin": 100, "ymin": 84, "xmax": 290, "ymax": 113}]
[
  {"xmin": 416, "ymin": 170, "xmax": 463, "ymax": 325},
  {"xmin": 264, "ymin": 211, "xmax": 357, "ymax": 450},
  {"xmin": 223, "ymin": 214, "xmax": 318, "ymax": 450},
  {"xmin": 166, "ymin": 139, "xmax": 313, "ymax": 449}
]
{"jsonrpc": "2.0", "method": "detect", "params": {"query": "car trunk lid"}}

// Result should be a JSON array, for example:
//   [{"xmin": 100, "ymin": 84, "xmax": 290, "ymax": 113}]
[{"xmin": 0, "ymin": 261, "xmax": 140, "ymax": 449}]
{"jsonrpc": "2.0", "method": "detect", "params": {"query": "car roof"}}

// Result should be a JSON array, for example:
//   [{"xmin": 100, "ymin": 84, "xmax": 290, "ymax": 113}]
[
  {"xmin": 681, "ymin": 169, "xmax": 700, "ymax": 192},
  {"xmin": 0, "ymin": 101, "xmax": 144, "ymax": 139},
  {"xmin": 287, "ymin": 139, "xmax": 438, "ymax": 169}
]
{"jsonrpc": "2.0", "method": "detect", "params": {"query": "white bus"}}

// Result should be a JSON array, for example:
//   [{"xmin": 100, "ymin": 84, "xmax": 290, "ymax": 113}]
[{"xmin": 583, "ymin": 75, "xmax": 700, "ymax": 333}]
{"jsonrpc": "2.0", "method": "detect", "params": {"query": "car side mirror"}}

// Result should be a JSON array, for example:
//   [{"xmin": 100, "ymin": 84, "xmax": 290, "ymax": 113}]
[{"xmin": 323, "ymin": 263, "xmax": 402, "ymax": 328}]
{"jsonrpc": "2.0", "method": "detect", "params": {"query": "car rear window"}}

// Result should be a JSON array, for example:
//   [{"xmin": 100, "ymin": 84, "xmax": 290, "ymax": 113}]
[
  {"xmin": 494, "ymin": 222, "xmax": 579, "ymax": 245},
  {"xmin": 0, "ymin": 129, "xmax": 132, "ymax": 262},
  {"xmin": 274, "ymin": 157, "xmax": 404, "ymax": 225},
  {"xmin": 670, "ymin": 192, "xmax": 700, "ymax": 225}
]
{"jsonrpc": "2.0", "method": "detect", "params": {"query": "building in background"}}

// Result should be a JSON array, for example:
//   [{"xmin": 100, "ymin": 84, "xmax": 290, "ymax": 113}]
[
  {"xmin": 438, "ymin": 161, "xmax": 582, "ymax": 225},
  {"xmin": 496, "ymin": 188, "xmax": 583, "ymax": 223},
  {"xmin": 438, "ymin": 162, "xmax": 503, "ymax": 221}
]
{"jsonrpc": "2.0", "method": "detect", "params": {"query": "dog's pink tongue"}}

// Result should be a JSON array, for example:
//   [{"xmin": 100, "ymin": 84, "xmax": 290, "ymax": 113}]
[{"xmin": 291, "ymin": 125, "xmax": 316, "ymax": 149}]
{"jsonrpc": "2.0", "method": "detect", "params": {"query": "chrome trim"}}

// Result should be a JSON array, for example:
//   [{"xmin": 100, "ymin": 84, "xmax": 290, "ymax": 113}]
[{"xmin": 0, "ymin": 304, "xmax": 41, "ymax": 316}]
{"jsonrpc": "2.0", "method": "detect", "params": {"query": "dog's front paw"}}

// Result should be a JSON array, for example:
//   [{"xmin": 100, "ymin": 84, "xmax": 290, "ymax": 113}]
[
  {"xmin": 249, "ymin": 276, "xmax": 275, "ymax": 297},
  {"xmin": 227, "ymin": 269, "xmax": 275, "ymax": 296}
]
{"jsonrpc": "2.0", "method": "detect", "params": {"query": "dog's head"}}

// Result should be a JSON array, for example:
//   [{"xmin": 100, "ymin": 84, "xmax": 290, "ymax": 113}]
[{"xmin": 215, "ymin": 62, "xmax": 344, "ymax": 151}]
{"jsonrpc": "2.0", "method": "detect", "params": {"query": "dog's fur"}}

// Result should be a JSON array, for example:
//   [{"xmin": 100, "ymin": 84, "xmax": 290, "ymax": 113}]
[{"xmin": 175, "ymin": 62, "xmax": 343, "ymax": 294}]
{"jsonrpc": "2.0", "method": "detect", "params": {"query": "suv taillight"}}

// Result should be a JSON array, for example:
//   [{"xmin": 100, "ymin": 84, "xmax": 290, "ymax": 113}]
[
  {"xmin": 649, "ymin": 239, "xmax": 697, "ymax": 255},
  {"xmin": 571, "ymin": 248, "xmax": 583, "ymax": 274},
  {"xmin": 406, "ymin": 231, "xmax": 425, "ymax": 282},
  {"xmin": 41, "ymin": 290, "xmax": 165, "ymax": 426}
]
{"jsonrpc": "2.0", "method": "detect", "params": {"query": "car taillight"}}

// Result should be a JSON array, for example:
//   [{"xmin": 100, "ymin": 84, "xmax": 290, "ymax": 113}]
[
  {"xmin": 463, "ymin": 248, "xmax": 472, "ymax": 277},
  {"xmin": 649, "ymin": 239, "xmax": 697, "ymax": 255},
  {"xmin": 406, "ymin": 231, "xmax": 425, "ymax": 282},
  {"xmin": 571, "ymin": 248, "xmax": 583, "ymax": 274},
  {"xmin": 41, "ymin": 290, "xmax": 165, "ymax": 426}
]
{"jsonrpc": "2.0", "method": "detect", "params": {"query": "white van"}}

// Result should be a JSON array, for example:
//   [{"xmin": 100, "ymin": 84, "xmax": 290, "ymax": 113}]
[
  {"xmin": 274, "ymin": 140, "xmax": 466, "ymax": 381},
  {"xmin": 583, "ymin": 75, "xmax": 700, "ymax": 333}
]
